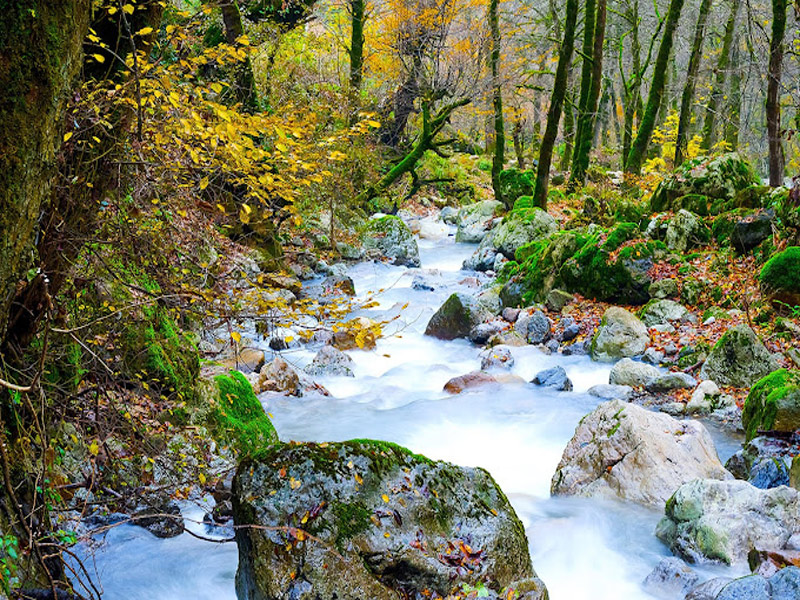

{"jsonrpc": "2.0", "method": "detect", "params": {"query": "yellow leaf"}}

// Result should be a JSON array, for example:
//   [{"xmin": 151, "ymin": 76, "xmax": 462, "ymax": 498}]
[
  {"xmin": 381, "ymin": 494, "xmax": 389, "ymax": 503},
  {"xmin": 231, "ymin": 331, "xmax": 242, "ymax": 343},
  {"xmin": 199, "ymin": 177, "xmax": 209, "ymax": 190},
  {"xmin": 136, "ymin": 26, "xmax": 154, "ymax": 36},
  {"xmin": 122, "ymin": 4, "xmax": 134, "ymax": 15},
  {"xmin": 210, "ymin": 82, "xmax": 223, "ymax": 94},
  {"xmin": 198, "ymin": 472, "xmax": 206, "ymax": 484},
  {"xmin": 275, "ymin": 142, "xmax": 288, "ymax": 153},
  {"xmin": 88, "ymin": 441, "xmax": 100, "ymax": 456},
  {"xmin": 242, "ymin": 203, "xmax": 252, "ymax": 214},
  {"xmin": 92, "ymin": 53, "xmax": 106, "ymax": 63},
  {"xmin": 63, "ymin": 132, "xmax": 73, "ymax": 142},
  {"xmin": 108, "ymin": 6, "xmax": 118, "ymax": 15}
]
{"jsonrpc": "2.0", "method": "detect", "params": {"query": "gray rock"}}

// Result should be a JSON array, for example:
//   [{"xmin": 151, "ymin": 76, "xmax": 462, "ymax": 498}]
[
  {"xmin": 700, "ymin": 325, "xmax": 780, "ymax": 387},
  {"xmin": 656, "ymin": 479, "xmax": 800, "ymax": 564},
  {"xmin": 642, "ymin": 557, "xmax": 699, "ymax": 599},
  {"xmin": 591, "ymin": 307, "xmax": 649, "ymax": 362},
  {"xmin": 480, "ymin": 346, "xmax": 515, "ymax": 370},
  {"xmin": 425, "ymin": 293, "xmax": 491, "ymax": 341},
  {"xmin": 233, "ymin": 440, "xmax": 547, "ymax": 600},
  {"xmin": 515, "ymin": 310, "xmax": 552, "ymax": 344},
  {"xmin": 650, "ymin": 278, "xmax": 680, "ymax": 300},
  {"xmin": 646, "ymin": 372, "xmax": 698, "ymax": 393},
  {"xmin": 531, "ymin": 366, "xmax": 573, "ymax": 391},
  {"xmin": 545, "ymin": 289, "xmax": 575, "ymax": 312},
  {"xmin": 470, "ymin": 320, "xmax": 507, "ymax": 345},
  {"xmin": 455, "ymin": 200, "xmax": 503, "ymax": 243},
  {"xmin": 305, "ymin": 346, "xmax": 355, "ymax": 378},
  {"xmin": 642, "ymin": 347, "xmax": 665, "ymax": 365},
  {"xmin": 134, "ymin": 500, "xmax": 183, "ymax": 538},
  {"xmin": 725, "ymin": 436, "xmax": 794, "ymax": 490},
  {"xmin": 641, "ymin": 300, "xmax": 691, "ymax": 327},
  {"xmin": 560, "ymin": 323, "xmax": 581, "ymax": 342},
  {"xmin": 715, "ymin": 575, "xmax": 771, "ymax": 600},
  {"xmin": 587, "ymin": 384, "xmax": 633, "ymax": 401},
  {"xmin": 411, "ymin": 275, "xmax": 435, "ymax": 291},
  {"xmin": 362, "ymin": 215, "xmax": 421, "ymax": 267},
  {"xmin": 686, "ymin": 380, "xmax": 722, "ymax": 414},
  {"xmin": 545, "ymin": 339, "xmax": 560, "ymax": 354},
  {"xmin": 463, "ymin": 241, "xmax": 499, "ymax": 272},
  {"xmin": 609, "ymin": 358, "xmax": 662, "ymax": 387},
  {"xmin": 502, "ymin": 307, "xmax": 521, "ymax": 323},
  {"xmin": 551, "ymin": 400, "xmax": 731, "ymax": 506},
  {"xmin": 665, "ymin": 210, "xmax": 707, "ymax": 253},
  {"xmin": 685, "ymin": 577, "xmax": 733, "ymax": 600},
  {"xmin": 731, "ymin": 211, "xmax": 774, "ymax": 254},
  {"xmin": 771, "ymin": 566, "xmax": 800, "ymax": 600},
  {"xmin": 440, "ymin": 206, "xmax": 459, "ymax": 224}
]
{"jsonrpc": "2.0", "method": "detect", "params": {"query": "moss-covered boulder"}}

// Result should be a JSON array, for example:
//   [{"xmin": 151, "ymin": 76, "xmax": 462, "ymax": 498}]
[
  {"xmin": 233, "ymin": 440, "xmax": 547, "ymax": 600},
  {"xmin": 760, "ymin": 247, "xmax": 800, "ymax": 309},
  {"xmin": 664, "ymin": 210, "xmax": 710, "ymax": 253},
  {"xmin": 699, "ymin": 325, "xmax": 779, "ymax": 388},
  {"xmin": 650, "ymin": 154, "xmax": 761, "ymax": 215},
  {"xmin": 489, "ymin": 207, "xmax": 558, "ymax": 260},
  {"xmin": 498, "ymin": 224, "xmax": 663, "ymax": 307},
  {"xmin": 742, "ymin": 370, "xmax": 800, "ymax": 441},
  {"xmin": 424, "ymin": 292, "xmax": 491, "ymax": 340},
  {"xmin": 207, "ymin": 371, "xmax": 278, "ymax": 456},
  {"xmin": 498, "ymin": 168, "xmax": 537, "ymax": 210},
  {"xmin": 656, "ymin": 479, "xmax": 800, "ymax": 564},
  {"xmin": 362, "ymin": 215, "xmax": 420, "ymax": 268}
]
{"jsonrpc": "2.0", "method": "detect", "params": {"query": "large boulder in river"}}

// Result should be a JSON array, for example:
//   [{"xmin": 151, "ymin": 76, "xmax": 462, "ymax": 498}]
[
  {"xmin": 608, "ymin": 358, "xmax": 661, "ymax": 387},
  {"xmin": 455, "ymin": 200, "xmax": 503, "ymax": 243},
  {"xmin": 425, "ymin": 293, "xmax": 491, "ymax": 340},
  {"xmin": 233, "ymin": 440, "xmax": 547, "ymax": 600},
  {"xmin": 488, "ymin": 208, "xmax": 558, "ymax": 259},
  {"xmin": 656, "ymin": 479, "xmax": 800, "ymax": 564},
  {"xmin": 551, "ymin": 400, "xmax": 730, "ymax": 507},
  {"xmin": 650, "ymin": 154, "xmax": 760, "ymax": 215},
  {"xmin": 362, "ymin": 215, "xmax": 420, "ymax": 268},
  {"xmin": 742, "ymin": 369, "xmax": 800, "ymax": 441},
  {"xmin": 699, "ymin": 325, "xmax": 779, "ymax": 388},
  {"xmin": 590, "ymin": 307, "xmax": 650, "ymax": 362}
]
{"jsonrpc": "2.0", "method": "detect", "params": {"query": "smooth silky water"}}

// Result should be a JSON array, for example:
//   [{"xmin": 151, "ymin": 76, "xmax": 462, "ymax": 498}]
[{"xmin": 72, "ymin": 219, "xmax": 747, "ymax": 599}]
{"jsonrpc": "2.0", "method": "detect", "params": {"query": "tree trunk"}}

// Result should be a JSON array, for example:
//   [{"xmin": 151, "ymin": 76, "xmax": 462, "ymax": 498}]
[
  {"xmin": 356, "ymin": 98, "xmax": 470, "ymax": 207},
  {"xmin": 489, "ymin": 0, "xmax": 506, "ymax": 205},
  {"xmin": 0, "ymin": 1, "xmax": 91, "ymax": 346},
  {"xmin": 767, "ymin": 0, "xmax": 787, "ymax": 187},
  {"xmin": 724, "ymin": 37, "xmax": 742, "ymax": 151},
  {"xmin": 348, "ymin": 0, "xmax": 366, "ymax": 119},
  {"xmin": 533, "ymin": 0, "xmax": 579, "ymax": 208},
  {"xmin": 625, "ymin": 0, "xmax": 686, "ymax": 174},
  {"xmin": 674, "ymin": 0, "xmax": 713, "ymax": 166},
  {"xmin": 569, "ymin": 0, "xmax": 597, "ymax": 179},
  {"xmin": 570, "ymin": 0, "xmax": 607, "ymax": 189},
  {"xmin": 700, "ymin": 0, "xmax": 739, "ymax": 152},
  {"xmin": 512, "ymin": 115, "xmax": 525, "ymax": 169},
  {"xmin": 560, "ymin": 88, "xmax": 576, "ymax": 171},
  {"xmin": 221, "ymin": 1, "xmax": 259, "ymax": 112}
]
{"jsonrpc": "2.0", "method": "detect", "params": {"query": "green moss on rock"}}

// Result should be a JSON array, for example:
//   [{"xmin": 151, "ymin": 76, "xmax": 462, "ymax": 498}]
[
  {"xmin": 742, "ymin": 369, "xmax": 800, "ymax": 441},
  {"xmin": 209, "ymin": 371, "xmax": 278, "ymax": 454},
  {"xmin": 499, "ymin": 168, "xmax": 537, "ymax": 209},
  {"xmin": 760, "ymin": 247, "xmax": 800, "ymax": 308}
]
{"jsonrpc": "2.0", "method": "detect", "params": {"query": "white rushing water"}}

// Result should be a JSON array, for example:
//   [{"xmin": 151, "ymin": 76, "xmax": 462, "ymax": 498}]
[{"xmin": 73, "ymin": 219, "xmax": 746, "ymax": 599}]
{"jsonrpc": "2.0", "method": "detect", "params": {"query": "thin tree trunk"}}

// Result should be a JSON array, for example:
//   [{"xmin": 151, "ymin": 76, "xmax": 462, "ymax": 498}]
[
  {"xmin": 560, "ymin": 89, "xmax": 576, "ymax": 171},
  {"xmin": 674, "ymin": 0, "xmax": 713, "ymax": 166},
  {"xmin": 570, "ymin": 0, "xmax": 597, "ymax": 178},
  {"xmin": 570, "ymin": 0, "xmax": 607, "ymax": 189},
  {"xmin": 767, "ymin": 0, "xmax": 787, "ymax": 186},
  {"xmin": 348, "ymin": 0, "xmax": 366, "ymax": 120},
  {"xmin": 489, "ymin": 0, "xmax": 506, "ymax": 205},
  {"xmin": 625, "ymin": 0, "xmax": 686, "ymax": 174},
  {"xmin": 533, "ymin": 0, "xmax": 579, "ymax": 208},
  {"xmin": 700, "ymin": 0, "xmax": 740, "ymax": 152},
  {"xmin": 724, "ymin": 37, "xmax": 742, "ymax": 151},
  {"xmin": 513, "ymin": 115, "xmax": 525, "ymax": 169},
  {"xmin": 220, "ymin": 1, "xmax": 259, "ymax": 112}
]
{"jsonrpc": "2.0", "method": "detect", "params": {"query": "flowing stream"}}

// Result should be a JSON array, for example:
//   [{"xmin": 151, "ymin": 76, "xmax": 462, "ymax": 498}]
[{"xmin": 73, "ymin": 219, "xmax": 748, "ymax": 599}]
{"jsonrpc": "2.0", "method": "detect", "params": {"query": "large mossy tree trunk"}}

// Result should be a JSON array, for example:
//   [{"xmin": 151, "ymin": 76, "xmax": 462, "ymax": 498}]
[
  {"xmin": 569, "ymin": 0, "xmax": 607, "ymax": 190},
  {"xmin": 568, "ymin": 0, "xmax": 596, "ymax": 184},
  {"xmin": 766, "ymin": 0, "xmax": 787, "ymax": 187},
  {"xmin": 625, "ymin": 0, "xmax": 686, "ymax": 174},
  {"xmin": 0, "ymin": 1, "xmax": 91, "ymax": 347},
  {"xmin": 533, "ymin": 0, "xmax": 579, "ymax": 208},
  {"xmin": 674, "ymin": 0, "xmax": 713, "ymax": 166},
  {"xmin": 700, "ymin": 0, "xmax": 739, "ymax": 152},
  {"xmin": 488, "ymin": 0, "xmax": 506, "ymax": 206}
]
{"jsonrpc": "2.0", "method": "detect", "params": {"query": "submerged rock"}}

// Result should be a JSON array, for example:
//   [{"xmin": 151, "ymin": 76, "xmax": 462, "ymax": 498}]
[
  {"xmin": 425, "ymin": 293, "xmax": 491, "ymax": 341},
  {"xmin": 443, "ymin": 371, "xmax": 499, "ymax": 394},
  {"xmin": 531, "ymin": 366, "xmax": 572, "ymax": 391},
  {"xmin": 304, "ymin": 346, "xmax": 355, "ymax": 378},
  {"xmin": 590, "ymin": 307, "xmax": 649, "ymax": 362},
  {"xmin": 656, "ymin": 479, "xmax": 800, "ymax": 564},
  {"xmin": 233, "ymin": 440, "xmax": 547, "ymax": 600},
  {"xmin": 551, "ymin": 400, "xmax": 730, "ymax": 507},
  {"xmin": 642, "ymin": 557, "xmax": 699, "ymax": 599},
  {"xmin": 480, "ymin": 346, "xmax": 515, "ymax": 370}
]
